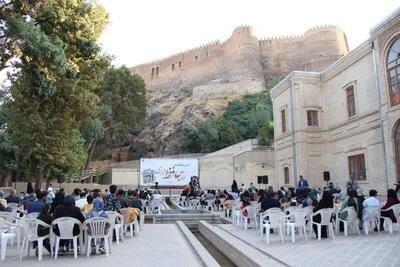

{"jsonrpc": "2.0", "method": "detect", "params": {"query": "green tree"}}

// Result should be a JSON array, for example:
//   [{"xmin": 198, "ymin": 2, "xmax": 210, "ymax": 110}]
[
  {"xmin": 83, "ymin": 66, "xmax": 147, "ymax": 166},
  {"xmin": 258, "ymin": 121, "xmax": 274, "ymax": 146},
  {"xmin": 3, "ymin": 0, "xmax": 109, "ymax": 189}
]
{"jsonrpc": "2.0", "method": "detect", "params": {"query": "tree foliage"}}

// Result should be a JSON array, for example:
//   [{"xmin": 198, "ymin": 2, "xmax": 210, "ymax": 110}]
[
  {"xmin": 82, "ymin": 66, "xmax": 147, "ymax": 166},
  {"xmin": 182, "ymin": 92, "xmax": 274, "ymax": 153},
  {"xmin": 1, "ymin": 0, "xmax": 109, "ymax": 188},
  {"xmin": 96, "ymin": 66, "xmax": 147, "ymax": 145}
]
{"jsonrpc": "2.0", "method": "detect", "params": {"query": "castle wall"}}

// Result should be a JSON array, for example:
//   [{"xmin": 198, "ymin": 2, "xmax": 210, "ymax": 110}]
[{"xmin": 129, "ymin": 25, "xmax": 349, "ymax": 156}]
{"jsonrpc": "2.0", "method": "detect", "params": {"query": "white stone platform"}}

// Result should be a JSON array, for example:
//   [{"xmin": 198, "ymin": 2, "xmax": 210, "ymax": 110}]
[
  {"xmin": 218, "ymin": 224, "xmax": 400, "ymax": 267},
  {"xmin": 2, "ymin": 224, "xmax": 203, "ymax": 267}
]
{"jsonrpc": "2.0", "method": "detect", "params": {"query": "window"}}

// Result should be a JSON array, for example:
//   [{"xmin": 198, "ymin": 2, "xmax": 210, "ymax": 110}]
[
  {"xmin": 151, "ymin": 68, "xmax": 155, "ymax": 79},
  {"xmin": 195, "ymin": 56, "xmax": 198, "ymax": 60},
  {"xmin": 281, "ymin": 109, "xmax": 287, "ymax": 133},
  {"xmin": 348, "ymin": 154, "xmax": 366, "ymax": 181},
  {"xmin": 346, "ymin": 85, "xmax": 356, "ymax": 117},
  {"xmin": 283, "ymin": 167, "xmax": 289, "ymax": 184},
  {"xmin": 387, "ymin": 37, "xmax": 400, "ymax": 106},
  {"xmin": 171, "ymin": 64, "xmax": 175, "ymax": 71},
  {"xmin": 155, "ymin": 66, "xmax": 159, "ymax": 77},
  {"xmin": 394, "ymin": 121, "xmax": 400, "ymax": 179},
  {"xmin": 307, "ymin": 110, "xmax": 318, "ymax": 126},
  {"xmin": 178, "ymin": 61, "xmax": 182, "ymax": 68},
  {"xmin": 206, "ymin": 51, "xmax": 209, "ymax": 57}
]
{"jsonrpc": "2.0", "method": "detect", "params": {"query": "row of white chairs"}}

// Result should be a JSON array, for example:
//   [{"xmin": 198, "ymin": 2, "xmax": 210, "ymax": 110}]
[
  {"xmin": 232, "ymin": 203, "xmax": 400, "ymax": 244},
  {"xmin": 0, "ymin": 208, "xmax": 143, "ymax": 261}
]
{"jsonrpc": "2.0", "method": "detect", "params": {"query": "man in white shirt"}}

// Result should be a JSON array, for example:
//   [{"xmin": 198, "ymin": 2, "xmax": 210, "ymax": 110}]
[
  {"xmin": 362, "ymin": 189, "xmax": 380, "ymax": 221},
  {"xmin": 75, "ymin": 192, "xmax": 88, "ymax": 209}
]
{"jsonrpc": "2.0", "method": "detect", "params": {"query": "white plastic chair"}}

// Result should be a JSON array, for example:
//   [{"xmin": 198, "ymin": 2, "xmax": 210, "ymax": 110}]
[
  {"xmin": 0, "ymin": 218, "xmax": 17, "ymax": 261},
  {"xmin": 120, "ymin": 209, "xmax": 137, "ymax": 238},
  {"xmin": 150, "ymin": 198, "xmax": 161, "ymax": 214},
  {"xmin": 285, "ymin": 209, "xmax": 308, "ymax": 243},
  {"xmin": 310, "ymin": 208, "xmax": 335, "ymax": 240},
  {"xmin": 107, "ymin": 211, "xmax": 124, "ymax": 245},
  {"xmin": 218, "ymin": 198, "xmax": 226, "ymax": 211},
  {"xmin": 83, "ymin": 217, "xmax": 111, "ymax": 257},
  {"xmin": 205, "ymin": 199, "xmax": 215, "ymax": 213},
  {"xmin": 337, "ymin": 207, "xmax": 361, "ymax": 236},
  {"xmin": 19, "ymin": 218, "xmax": 50, "ymax": 261},
  {"xmin": 189, "ymin": 199, "xmax": 200, "ymax": 210},
  {"xmin": 232, "ymin": 204, "xmax": 242, "ymax": 225},
  {"xmin": 26, "ymin": 213, "xmax": 40, "ymax": 219},
  {"xmin": 242, "ymin": 206, "xmax": 258, "ymax": 230},
  {"xmin": 381, "ymin": 204, "xmax": 400, "ymax": 234},
  {"xmin": 363, "ymin": 205, "xmax": 380, "ymax": 235},
  {"xmin": 260, "ymin": 208, "xmax": 285, "ymax": 244},
  {"xmin": 0, "ymin": 212, "xmax": 20, "ymax": 250},
  {"xmin": 51, "ymin": 217, "xmax": 82, "ymax": 259}
]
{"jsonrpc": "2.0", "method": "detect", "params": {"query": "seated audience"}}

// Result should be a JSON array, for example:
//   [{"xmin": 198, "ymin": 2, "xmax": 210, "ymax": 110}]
[
  {"xmin": 0, "ymin": 190, "xmax": 7, "ymax": 207},
  {"xmin": 260, "ymin": 190, "xmax": 281, "ymax": 212},
  {"xmin": 128, "ymin": 190, "xmax": 143, "ymax": 211},
  {"xmin": 312, "ymin": 191, "xmax": 333, "ymax": 238},
  {"xmin": 6, "ymin": 189, "xmax": 20, "ymax": 204},
  {"xmin": 27, "ymin": 192, "xmax": 44, "ymax": 214},
  {"xmin": 75, "ymin": 192, "xmax": 87, "ymax": 209},
  {"xmin": 81, "ymin": 194, "xmax": 94, "ymax": 213},
  {"xmin": 380, "ymin": 189, "xmax": 400, "ymax": 231},
  {"xmin": 53, "ymin": 195, "xmax": 85, "ymax": 250},
  {"xmin": 85, "ymin": 198, "xmax": 109, "ymax": 255},
  {"xmin": 35, "ymin": 204, "xmax": 53, "ymax": 254},
  {"xmin": 362, "ymin": 189, "xmax": 380, "ymax": 221}
]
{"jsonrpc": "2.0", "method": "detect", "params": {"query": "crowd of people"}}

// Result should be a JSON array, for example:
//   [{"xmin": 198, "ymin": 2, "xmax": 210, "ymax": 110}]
[
  {"xmin": 179, "ymin": 176, "xmax": 399, "ymax": 239},
  {"xmin": 0, "ymin": 184, "xmax": 158, "ymax": 256}
]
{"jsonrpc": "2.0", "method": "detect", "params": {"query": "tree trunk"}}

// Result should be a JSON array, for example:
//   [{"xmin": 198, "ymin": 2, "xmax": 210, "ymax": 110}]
[
  {"xmin": 35, "ymin": 165, "xmax": 44, "ymax": 191},
  {"xmin": 84, "ymin": 140, "xmax": 97, "ymax": 170}
]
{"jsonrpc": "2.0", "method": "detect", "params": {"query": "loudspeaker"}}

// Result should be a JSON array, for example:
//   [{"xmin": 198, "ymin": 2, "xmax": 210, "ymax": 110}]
[
  {"xmin": 323, "ymin": 171, "xmax": 330, "ymax": 182},
  {"xmin": 257, "ymin": 176, "xmax": 263, "ymax": 184},
  {"xmin": 12, "ymin": 171, "xmax": 20, "ymax": 182},
  {"xmin": 58, "ymin": 175, "xmax": 65, "ymax": 184},
  {"xmin": 262, "ymin": 175, "xmax": 268, "ymax": 184}
]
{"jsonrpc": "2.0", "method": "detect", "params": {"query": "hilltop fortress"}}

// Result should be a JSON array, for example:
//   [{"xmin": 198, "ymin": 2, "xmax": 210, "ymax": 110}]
[{"xmin": 130, "ymin": 25, "xmax": 349, "ymax": 156}]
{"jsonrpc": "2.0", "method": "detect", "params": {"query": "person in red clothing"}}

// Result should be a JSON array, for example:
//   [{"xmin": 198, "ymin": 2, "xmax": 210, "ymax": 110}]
[{"xmin": 380, "ymin": 189, "xmax": 400, "ymax": 230}]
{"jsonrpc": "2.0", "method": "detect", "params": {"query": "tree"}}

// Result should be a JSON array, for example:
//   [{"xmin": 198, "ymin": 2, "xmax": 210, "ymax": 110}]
[
  {"xmin": 83, "ymin": 66, "xmax": 146, "ymax": 165},
  {"xmin": 3, "ymin": 0, "xmax": 109, "ymax": 189},
  {"xmin": 258, "ymin": 121, "xmax": 274, "ymax": 146}
]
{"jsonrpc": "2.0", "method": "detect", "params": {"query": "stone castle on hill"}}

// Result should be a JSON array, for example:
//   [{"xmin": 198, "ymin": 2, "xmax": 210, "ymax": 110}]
[{"xmin": 129, "ymin": 25, "xmax": 349, "ymax": 157}]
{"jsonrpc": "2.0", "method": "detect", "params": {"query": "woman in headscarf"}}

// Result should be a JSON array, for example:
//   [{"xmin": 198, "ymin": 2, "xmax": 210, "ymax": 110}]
[
  {"xmin": 53, "ymin": 195, "xmax": 85, "ymax": 251},
  {"xmin": 312, "ymin": 190, "xmax": 333, "ymax": 238},
  {"xmin": 379, "ymin": 189, "xmax": 400, "ymax": 231},
  {"xmin": 50, "ymin": 189, "xmax": 65, "ymax": 214},
  {"xmin": 27, "ymin": 182, "xmax": 34, "ymax": 195}
]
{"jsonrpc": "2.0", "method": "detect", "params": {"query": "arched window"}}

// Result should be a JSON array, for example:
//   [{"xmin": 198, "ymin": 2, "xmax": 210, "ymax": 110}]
[
  {"xmin": 387, "ymin": 37, "xmax": 400, "ymax": 106},
  {"xmin": 394, "ymin": 120, "xmax": 400, "ymax": 178}
]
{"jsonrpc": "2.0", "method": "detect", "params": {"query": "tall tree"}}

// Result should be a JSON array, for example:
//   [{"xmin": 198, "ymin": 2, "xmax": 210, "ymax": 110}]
[
  {"xmin": 83, "ymin": 66, "xmax": 147, "ymax": 166},
  {"xmin": 3, "ymin": 0, "xmax": 109, "ymax": 189}
]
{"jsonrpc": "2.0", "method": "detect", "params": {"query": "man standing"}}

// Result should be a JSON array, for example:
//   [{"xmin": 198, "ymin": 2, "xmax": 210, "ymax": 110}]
[
  {"xmin": 297, "ymin": 175, "xmax": 309, "ymax": 197},
  {"xmin": 346, "ymin": 175, "xmax": 360, "ymax": 192}
]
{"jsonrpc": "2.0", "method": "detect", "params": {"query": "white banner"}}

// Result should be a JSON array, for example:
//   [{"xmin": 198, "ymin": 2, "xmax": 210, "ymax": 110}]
[{"xmin": 140, "ymin": 158, "xmax": 198, "ymax": 186}]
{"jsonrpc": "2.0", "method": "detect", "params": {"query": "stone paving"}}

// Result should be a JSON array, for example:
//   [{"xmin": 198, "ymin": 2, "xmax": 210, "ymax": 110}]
[
  {"xmin": 2, "ymin": 224, "xmax": 203, "ymax": 267},
  {"xmin": 218, "ymin": 223, "xmax": 400, "ymax": 267}
]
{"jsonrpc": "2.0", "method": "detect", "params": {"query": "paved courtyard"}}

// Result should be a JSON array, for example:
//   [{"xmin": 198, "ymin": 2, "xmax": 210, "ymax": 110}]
[
  {"xmin": 2, "ymin": 224, "xmax": 202, "ymax": 267},
  {"xmin": 218, "ymin": 224, "xmax": 400, "ymax": 267}
]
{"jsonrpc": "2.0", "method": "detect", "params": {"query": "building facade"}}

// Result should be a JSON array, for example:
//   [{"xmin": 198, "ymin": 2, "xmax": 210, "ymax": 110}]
[{"xmin": 270, "ymin": 8, "xmax": 400, "ymax": 194}]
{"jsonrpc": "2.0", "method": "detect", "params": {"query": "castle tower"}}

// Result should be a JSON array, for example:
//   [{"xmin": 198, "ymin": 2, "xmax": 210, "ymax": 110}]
[
  {"xmin": 224, "ymin": 26, "xmax": 265, "ymax": 84},
  {"xmin": 301, "ymin": 25, "xmax": 349, "ymax": 71}
]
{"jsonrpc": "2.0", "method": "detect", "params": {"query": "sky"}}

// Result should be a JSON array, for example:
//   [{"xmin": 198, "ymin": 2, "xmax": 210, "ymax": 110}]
[{"xmin": 97, "ymin": 0, "xmax": 400, "ymax": 67}]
